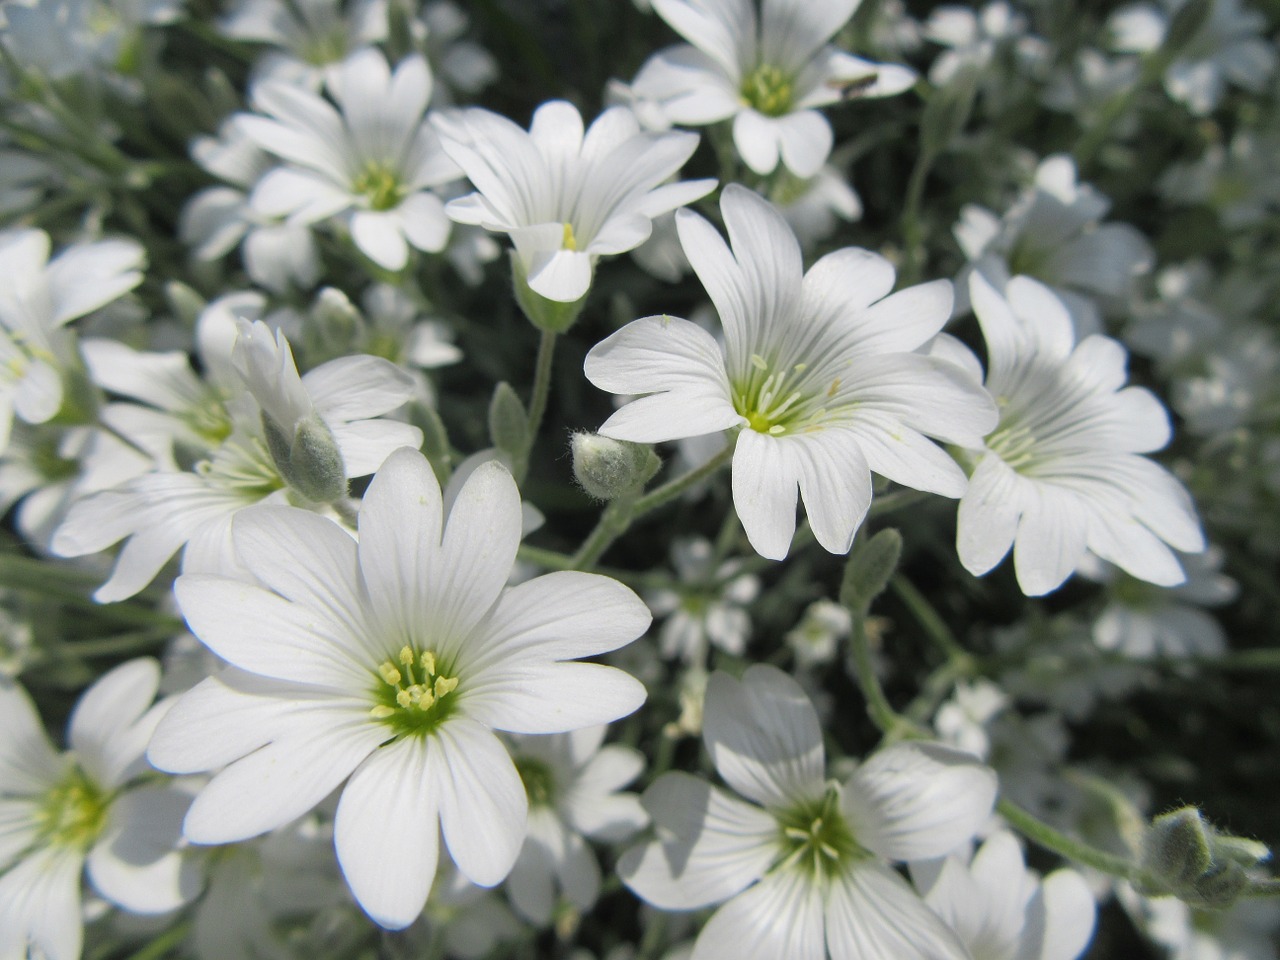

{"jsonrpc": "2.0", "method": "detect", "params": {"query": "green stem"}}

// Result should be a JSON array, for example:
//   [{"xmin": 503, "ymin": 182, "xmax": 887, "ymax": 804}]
[
  {"xmin": 517, "ymin": 544, "xmax": 672, "ymax": 588},
  {"xmin": 846, "ymin": 611, "xmax": 924, "ymax": 741},
  {"xmin": 890, "ymin": 575, "xmax": 972, "ymax": 665},
  {"xmin": 121, "ymin": 921, "xmax": 191, "ymax": 960},
  {"xmin": 1245, "ymin": 879, "xmax": 1280, "ymax": 898},
  {"xmin": 899, "ymin": 153, "xmax": 934, "ymax": 288},
  {"xmin": 0, "ymin": 556, "xmax": 179, "ymax": 628},
  {"xmin": 868, "ymin": 488, "xmax": 931, "ymax": 518},
  {"xmin": 998, "ymin": 798, "xmax": 1149, "ymax": 883},
  {"xmin": 518, "ymin": 328, "xmax": 558, "ymax": 481},
  {"xmin": 571, "ymin": 444, "xmax": 735, "ymax": 570},
  {"xmin": 60, "ymin": 628, "xmax": 175, "ymax": 658}
]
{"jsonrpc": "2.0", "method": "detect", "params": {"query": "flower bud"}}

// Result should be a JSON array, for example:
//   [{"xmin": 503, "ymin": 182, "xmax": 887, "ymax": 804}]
[
  {"xmin": 262, "ymin": 413, "xmax": 347, "ymax": 503},
  {"xmin": 1142, "ymin": 807, "xmax": 1212, "ymax": 887},
  {"xmin": 571, "ymin": 433, "xmax": 661, "ymax": 501},
  {"xmin": 840, "ymin": 528, "xmax": 902, "ymax": 615}
]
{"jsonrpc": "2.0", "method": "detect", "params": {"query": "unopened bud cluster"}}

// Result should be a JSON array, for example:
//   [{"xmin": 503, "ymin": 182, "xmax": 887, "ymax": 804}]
[
  {"xmin": 1138, "ymin": 806, "xmax": 1270, "ymax": 908},
  {"xmin": 571, "ymin": 433, "xmax": 661, "ymax": 501}
]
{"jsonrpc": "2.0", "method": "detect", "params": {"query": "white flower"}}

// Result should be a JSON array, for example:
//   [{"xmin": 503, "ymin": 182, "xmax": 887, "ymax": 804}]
[
  {"xmin": 1, "ymin": 0, "xmax": 182, "ymax": 80},
  {"xmin": 954, "ymin": 274, "xmax": 1206, "ymax": 596},
  {"xmin": 923, "ymin": 2, "xmax": 1047, "ymax": 85},
  {"xmin": 784, "ymin": 599, "xmax": 852, "ymax": 670},
  {"xmin": 240, "ymin": 47, "xmax": 459, "ymax": 271},
  {"xmin": 585, "ymin": 184, "xmax": 997, "ymax": 560},
  {"xmin": 933, "ymin": 678, "xmax": 1008, "ymax": 761},
  {"xmin": 913, "ymin": 830, "xmax": 1097, "ymax": 960},
  {"xmin": 955, "ymin": 154, "xmax": 1152, "ymax": 336},
  {"xmin": 646, "ymin": 537, "xmax": 760, "ymax": 663},
  {"xmin": 1083, "ymin": 546, "xmax": 1237, "ymax": 659},
  {"xmin": 147, "ymin": 448, "xmax": 651, "ymax": 929},
  {"xmin": 0, "ymin": 659, "xmax": 199, "ymax": 960},
  {"xmin": 413, "ymin": 1, "xmax": 499, "ymax": 106},
  {"xmin": 505, "ymin": 726, "xmax": 647, "ymax": 925},
  {"xmin": 630, "ymin": 0, "xmax": 916, "ymax": 177},
  {"xmin": 433, "ymin": 100, "xmax": 715, "ymax": 303},
  {"xmin": 179, "ymin": 118, "xmax": 320, "ymax": 294},
  {"xmin": 1109, "ymin": 0, "xmax": 1277, "ymax": 116},
  {"xmin": 0, "ymin": 228, "xmax": 145, "ymax": 454},
  {"xmin": 620, "ymin": 664, "xmax": 997, "ymax": 960},
  {"xmin": 218, "ymin": 0, "xmax": 389, "ymax": 89},
  {"xmin": 52, "ymin": 296, "xmax": 422, "ymax": 601}
]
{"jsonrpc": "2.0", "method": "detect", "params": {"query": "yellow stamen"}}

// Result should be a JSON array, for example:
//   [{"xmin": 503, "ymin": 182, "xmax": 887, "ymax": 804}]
[{"xmin": 562, "ymin": 222, "xmax": 578, "ymax": 251}]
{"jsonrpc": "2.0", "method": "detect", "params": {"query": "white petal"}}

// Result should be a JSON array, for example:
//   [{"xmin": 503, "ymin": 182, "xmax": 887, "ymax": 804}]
[
  {"xmin": 46, "ymin": 238, "xmax": 146, "ymax": 325},
  {"xmin": 693, "ymin": 868, "xmax": 826, "ymax": 960},
  {"xmin": 464, "ymin": 660, "xmax": 647, "ymax": 734},
  {"xmin": 0, "ymin": 681, "xmax": 62, "ymax": 793},
  {"xmin": 1012, "ymin": 485, "xmax": 1090, "ymax": 596},
  {"xmin": 792, "ymin": 432, "xmax": 873, "ymax": 554},
  {"xmin": 527, "ymin": 249, "xmax": 594, "ymax": 302},
  {"xmin": 733, "ymin": 110, "xmax": 782, "ymax": 175},
  {"xmin": 304, "ymin": 354, "xmax": 417, "ymax": 421},
  {"xmin": 703, "ymin": 665, "xmax": 825, "ymax": 809},
  {"xmin": 825, "ymin": 860, "xmax": 969, "ymax": 960},
  {"xmin": 183, "ymin": 719, "xmax": 381, "ymax": 843},
  {"xmin": 435, "ymin": 717, "xmax": 527, "ymax": 886},
  {"xmin": 957, "ymin": 454, "xmax": 1025, "ymax": 577},
  {"xmin": 351, "ymin": 210, "xmax": 409, "ymax": 271},
  {"xmin": 399, "ymin": 191, "xmax": 451, "ymax": 252},
  {"xmin": 335, "ymin": 738, "xmax": 439, "ymax": 929},
  {"xmin": 88, "ymin": 784, "xmax": 201, "ymax": 914},
  {"xmin": 774, "ymin": 110, "xmax": 834, "ymax": 178},
  {"xmin": 619, "ymin": 772, "xmax": 777, "ymax": 910},
  {"xmin": 800, "ymin": 248, "xmax": 896, "ymax": 323},
  {"xmin": 329, "ymin": 420, "xmax": 425, "ymax": 476},
  {"xmin": 733, "ymin": 430, "xmax": 800, "ymax": 560},
  {"xmin": 843, "ymin": 742, "xmax": 997, "ymax": 862},
  {"xmin": 68, "ymin": 658, "xmax": 161, "ymax": 787},
  {"xmin": 0, "ymin": 846, "xmax": 85, "ymax": 960},
  {"xmin": 1019, "ymin": 869, "xmax": 1096, "ymax": 960}
]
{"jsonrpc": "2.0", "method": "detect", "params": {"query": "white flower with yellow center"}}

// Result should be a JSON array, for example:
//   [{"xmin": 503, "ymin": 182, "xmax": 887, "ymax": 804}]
[
  {"xmin": 954, "ymin": 274, "xmax": 1205, "ymax": 596},
  {"xmin": 628, "ymin": 0, "xmax": 916, "ymax": 177},
  {"xmin": 585, "ymin": 185, "xmax": 997, "ymax": 560},
  {"xmin": 0, "ymin": 659, "xmax": 199, "ymax": 960},
  {"xmin": 620, "ymin": 665, "xmax": 998, "ymax": 960},
  {"xmin": 239, "ymin": 47, "xmax": 460, "ymax": 271},
  {"xmin": 433, "ymin": 99, "xmax": 715, "ymax": 303},
  {"xmin": 147, "ymin": 448, "xmax": 650, "ymax": 930}
]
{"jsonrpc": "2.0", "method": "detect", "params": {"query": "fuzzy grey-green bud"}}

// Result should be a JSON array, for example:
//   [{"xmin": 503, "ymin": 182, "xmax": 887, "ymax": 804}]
[
  {"xmin": 571, "ymin": 433, "xmax": 661, "ymax": 501},
  {"xmin": 1142, "ymin": 807, "xmax": 1213, "ymax": 887},
  {"xmin": 840, "ymin": 528, "xmax": 903, "ymax": 615},
  {"xmin": 264, "ymin": 413, "xmax": 347, "ymax": 503}
]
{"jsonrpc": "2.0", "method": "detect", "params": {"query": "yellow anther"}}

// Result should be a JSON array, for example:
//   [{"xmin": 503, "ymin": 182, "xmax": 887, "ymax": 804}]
[
  {"xmin": 769, "ymin": 425, "xmax": 786, "ymax": 435},
  {"xmin": 399, "ymin": 646, "xmax": 415, "ymax": 666},
  {"xmin": 794, "ymin": 362, "xmax": 807, "ymax": 372},
  {"xmin": 370, "ymin": 705, "xmax": 395, "ymax": 719},
  {"xmin": 417, "ymin": 690, "xmax": 436, "ymax": 710},
  {"xmin": 826, "ymin": 378, "xmax": 841, "ymax": 398},
  {"xmin": 420, "ymin": 651, "xmax": 436, "ymax": 674},
  {"xmin": 750, "ymin": 354, "xmax": 769, "ymax": 371},
  {"xmin": 434, "ymin": 675, "xmax": 459, "ymax": 698},
  {"xmin": 396, "ymin": 690, "xmax": 413, "ymax": 708},
  {"xmin": 378, "ymin": 663, "xmax": 402, "ymax": 685},
  {"xmin": 562, "ymin": 222, "xmax": 578, "ymax": 251}
]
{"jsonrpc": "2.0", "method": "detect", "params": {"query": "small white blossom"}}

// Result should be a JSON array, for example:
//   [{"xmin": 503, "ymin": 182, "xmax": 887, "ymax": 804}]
[{"xmin": 646, "ymin": 537, "xmax": 760, "ymax": 663}]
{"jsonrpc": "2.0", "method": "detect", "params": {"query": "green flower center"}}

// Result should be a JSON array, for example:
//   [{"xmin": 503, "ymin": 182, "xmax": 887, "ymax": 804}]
[
  {"xmin": 732, "ymin": 353, "xmax": 839, "ymax": 436},
  {"xmin": 515, "ymin": 756, "xmax": 558, "ymax": 808},
  {"xmin": 369, "ymin": 645, "xmax": 460, "ymax": 737},
  {"xmin": 985, "ymin": 412, "xmax": 1039, "ymax": 471},
  {"xmin": 301, "ymin": 29, "xmax": 348, "ymax": 67},
  {"xmin": 774, "ymin": 788, "xmax": 865, "ymax": 881},
  {"xmin": 353, "ymin": 163, "xmax": 407, "ymax": 212},
  {"xmin": 37, "ymin": 768, "xmax": 110, "ymax": 850},
  {"xmin": 741, "ymin": 63, "xmax": 795, "ymax": 117}
]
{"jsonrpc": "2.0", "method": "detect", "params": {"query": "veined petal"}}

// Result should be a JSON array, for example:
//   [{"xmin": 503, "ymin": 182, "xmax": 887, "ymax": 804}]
[
  {"xmin": 68, "ymin": 658, "xmax": 161, "ymax": 788},
  {"xmin": 586, "ymin": 314, "xmax": 728, "ymax": 395},
  {"xmin": 464, "ymin": 660, "xmax": 646, "ymax": 734},
  {"xmin": 434, "ymin": 717, "xmax": 527, "ymax": 886},
  {"xmin": 957, "ymin": 454, "xmax": 1025, "ymax": 577},
  {"xmin": 0, "ymin": 845, "xmax": 85, "ymax": 960},
  {"xmin": 619, "ymin": 772, "xmax": 777, "ymax": 910},
  {"xmin": 527, "ymin": 248, "xmax": 593, "ymax": 302},
  {"xmin": 703, "ymin": 665, "xmax": 826, "ymax": 809},
  {"xmin": 825, "ymin": 860, "xmax": 970, "ymax": 960},
  {"xmin": 693, "ymin": 867, "xmax": 826, "ymax": 960},
  {"xmin": 651, "ymin": 0, "xmax": 755, "ymax": 79},
  {"xmin": 762, "ymin": 0, "xmax": 858, "ymax": 67},
  {"xmin": 843, "ymin": 742, "xmax": 996, "ymax": 862},
  {"xmin": 88, "ymin": 784, "xmax": 201, "ymax": 914},
  {"xmin": 850, "ymin": 280, "xmax": 953, "ymax": 355},
  {"xmin": 733, "ymin": 429, "xmax": 800, "ymax": 560},
  {"xmin": 1012, "ymin": 484, "xmax": 1090, "ymax": 596},
  {"xmin": 329, "ymin": 420, "xmax": 426, "ymax": 477},
  {"xmin": 335, "ymin": 738, "xmax": 440, "ymax": 930},
  {"xmin": 182, "ymin": 719, "xmax": 382, "ymax": 843},
  {"xmin": 800, "ymin": 248, "xmax": 896, "ymax": 326},
  {"xmin": 774, "ymin": 110, "xmax": 834, "ymax": 179},
  {"xmin": 792, "ymin": 431, "xmax": 873, "ymax": 554},
  {"xmin": 304, "ymin": 355, "xmax": 417, "ymax": 421},
  {"xmin": 0, "ymin": 681, "xmax": 62, "ymax": 794}
]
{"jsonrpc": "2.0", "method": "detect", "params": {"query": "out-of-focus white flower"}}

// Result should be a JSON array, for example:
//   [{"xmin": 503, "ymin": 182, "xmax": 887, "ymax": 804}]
[
  {"xmin": 505, "ymin": 726, "xmax": 647, "ymax": 925},
  {"xmin": 218, "ymin": 0, "xmax": 388, "ymax": 89},
  {"xmin": 1109, "ymin": 0, "xmax": 1277, "ymax": 116},
  {"xmin": 1119, "ymin": 880, "xmax": 1280, "ymax": 960},
  {"xmin": 621, "ymin": 665, "xmax": 997, "ymax": 960},
  {"xmin": 629, "ymin": 0, "xmax": 916, "ymax": 177},
  {"xmin": 587, "ymin": 185, "xmax": 996, "ymax": 560},
  {"xmin": 180, "ymin": 117, "xmax": 320, "ymax": 294},
  {"xmin": 0, "ymin": 229, "xmax": 145, "ymax": 455},
  {"xmin": 933, "ymin": 678, "xmax": 1007, "ymax": 760},
  {"xmin": 0, "ymin": 660, "xmax": 200, "ymax": 960},
  {"xmin": 785, "ymin": 598, "xmax": 852, "ymax": 670},
  {"xmin": 413, "ymin": 1, "xmax": 498, "ymax": 106},
  {"xmin": 954, "ymin": 153, "xmax": 1153, "ymax": 336},
  {"xmin": 1160, "ymin": 130, "xmax": 1280, "ymax": 229},
  {"xmin": 240, "ymin": 48, "xmax": 459, "ymax": 272},
  {"xmin": 0, "ymin": 0, "xmax": 183, "ymax": 80},
  {"xmin": 1082, "ymin": 546, "xmax": 1237, "ymax": 659},
  {"xmin": 1173, "ymin": 325, "xmax": 1279, "ymax": 436},
  {"xmin": 923, "ymin": 2, "xmax": 1047, "ymax": 86},
  {"xmin": 913, "ymin": 830, "xmax": 1097, "ymax": 960},
  {"xmin": 1043, "ymin": 47, "xmax": 1143, "ymax": 133},
  {"xmin": 954, "ymin": 274, "xmax": 1204, "ymax": 596},
  {"xmin": 147, "ymin": 449, "xmax": 650, "ymax": 929},
  {"xmin": 52, "ymin": 295, "xmax": 422, "ymax": 601},
  {"xmin": 1124, "ymin": 261, "xmax": 1226, "ymax": 371},
  {"xmin": 768, "ymin": 165, "xmax": 862, "ymax": 249},
  {"xmin": 434, "ymin": 100, "xmax": 714, "ymax": 303},
  {"xmin": 646, "ymin": 537, "xmax": 759, "ymax": 663}
]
